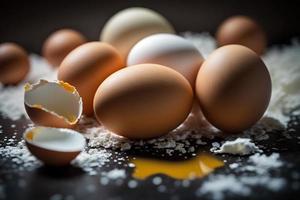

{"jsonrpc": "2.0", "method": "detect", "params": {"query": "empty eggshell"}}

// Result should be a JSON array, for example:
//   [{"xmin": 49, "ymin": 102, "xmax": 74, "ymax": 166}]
[
  {"xmin": 127, "ymin": 34, "xmax": 204, "ymax": 87},
  {"xmin": 24, "ymin": 79, "xmax": 82, "ymax": 128},
  {"xmin": 24, "ymin": 126, "xmax": 86, "ymax": 166},
  {"xmin": 42, "ymin": 29, "xmax": 87, "ymax": 67},
  {"xmin": 216, "ymin": 16, "xmax": 266, "ymax": 55},
  {"xmin": 58, "ymin": 42, "xmax": 124, "ymax": 115},
  {"xmin": 93, "ymin": 64, "xmax": 193, "ymax": 139},
  {"xmin": 0, "ymin": 43, "xmax": 30, "ymax": 84},
  {"xmin": 195, "ymin": 45, "xmax": 271, "ymax": 133},
  {"xmin": 100, "ymin": 7, "xmax": 175, "ymax": 60}
]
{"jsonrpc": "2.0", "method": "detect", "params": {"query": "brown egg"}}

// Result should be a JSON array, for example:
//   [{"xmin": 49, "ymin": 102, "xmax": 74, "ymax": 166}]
[
  {"xmin": 93, "ymin": 64, "xmax": 193, "ymax": 139},
  {"xmin": 0, "ymin": 43, "xmax": 30, "ymax": 84},
  {"xmin": 42, "ymin": 29, "xmax": 87, "ymax": 67},
  {"xmin": 195, "ymin": 45, "xmax": 271, "ymax": 133},
  {"xmin": 58, "ymin": 42, "xmax": 124, "ymax": 115},
  {"xmin": 216, "ymin": 16, "xmax": 266, "ymax": 55},
  {"xmin": 24, "ymin": 127, "xmax": 86, "ymax": 166}
]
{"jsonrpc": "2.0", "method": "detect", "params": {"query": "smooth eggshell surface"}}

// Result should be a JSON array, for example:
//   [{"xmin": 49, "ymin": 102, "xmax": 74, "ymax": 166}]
[
  {"xmin": 0, "ymin": 43, "xmax": 30, "ymax": 85},
  {"xmin": 100, "ymin": 7, "xmax": 175, "ymax": 60},
  {"xmin": 216, "ymin": 16, "xmax": 266, "ymax": 55},
  {"xmin": 24, "ymin": 127, "xmax": 85, "ymax": 166},
  {"xmin": 127, "ymin": 34, "xmax": 204, "ymax": 88},
  {"xmin": 195, "ymin": 45, "xmax": 271, "ymax": 133},
  {"xmin": 58, "ymin": 42, "xmax": 124, "ymax": 115},
  {"xmin": 93, "ymin": 64, "xmax": 193, "ymax": 139}
]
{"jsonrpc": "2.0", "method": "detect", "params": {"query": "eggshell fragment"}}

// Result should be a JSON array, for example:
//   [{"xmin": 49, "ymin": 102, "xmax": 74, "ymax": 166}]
[
  {"xmin": 42, "ymin": 29, "xmax": 87, "ymax": 67},
  {"xmin": 216, "ymin": 16, "xmax": 266, "ymax": 55},
  {"xmin": 58, "ymin": 42, "xmax": 124, "ymax": 115},
  {"xmin": 0, "ymin": 43, "xmax": 30, "ymax": 84},
  {"xmin": 127, "ymin": 34, "xmax": 204, "ymax": 87},
  {"xmin": 24, "ymin": 126, "xmax": 86, "ymax": 166},
  {"xmin": 24, "ymin": 79, "xmax": 82, "ymax": 128},
  {"xmin": 100, "ymin": 7, "xmax": 175, "ymax": 60},
  {"xmin": 93, "ymin": 64, "xmax": 193, "ymax": 139},
  {"xmin": 195, "ymin": 45, "xmax": 271, "ymax": 133}
]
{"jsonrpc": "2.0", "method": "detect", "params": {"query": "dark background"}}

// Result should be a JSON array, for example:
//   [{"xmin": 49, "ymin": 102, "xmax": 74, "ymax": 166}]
[
  {"xmin": 1, "ymin": 1, "xmax": 300, "ymax": 200},
  {"xmin": 1, "ymin": 0, "xmax": 300, "ymax": 54}
]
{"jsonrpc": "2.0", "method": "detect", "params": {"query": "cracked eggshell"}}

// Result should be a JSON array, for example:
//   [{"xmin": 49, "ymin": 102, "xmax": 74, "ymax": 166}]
[
  {"xmin": 24, "ymin": 79, "xmax": 82, "ymax": 128},
  {"xmin": 100, "ymin": 7, "xmax": 175, "ymax": 60},
  {"xmin": 58, "ymin": 42, "xmax": 124, "ymax": 115},
  {"xmin": 24, "ymin": 126, "xmax": 86, "ymax": 166},
  {"xmin": 127, "ymin": 34, "xmax": 204, "ymax": 88}
]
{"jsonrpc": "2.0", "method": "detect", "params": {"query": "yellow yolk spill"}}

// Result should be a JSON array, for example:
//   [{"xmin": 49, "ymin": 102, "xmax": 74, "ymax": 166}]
[
  {"xmin": 59, "ymin": 81, "xmax": 76, "ymax": 93},
  {"xmin": 67, "ymin": 114, "xmax": 77, "ymax": 123},
  {"xmin": 131, "ymin": 154, "xmax": 224, "ymax": 180},
  {"xmin": 26, "ymin": 131, "xmax": 34, "ymax": 141},
  {"xmin": 24, "ymin": 83, "xmax": 31, "ymax": 92}
]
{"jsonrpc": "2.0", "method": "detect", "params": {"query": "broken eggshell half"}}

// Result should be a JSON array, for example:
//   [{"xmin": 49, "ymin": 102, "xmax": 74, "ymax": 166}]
[
  {"xmin": 24, "ymin": 126, "xmax": 86, "ymax": 166},
  {"xmin": 24, "ymin": 79, "xmax": 82, "ymax": 128}
]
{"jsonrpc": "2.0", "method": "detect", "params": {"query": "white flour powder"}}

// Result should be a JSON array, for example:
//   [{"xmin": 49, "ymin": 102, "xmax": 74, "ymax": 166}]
[
  {"xmin": 211, "ymin": 138, "xmax": 262, "ymax": 155},
  {"xmin": 196, "ymin": 153, "xmax": 286, "ymax": 200}
]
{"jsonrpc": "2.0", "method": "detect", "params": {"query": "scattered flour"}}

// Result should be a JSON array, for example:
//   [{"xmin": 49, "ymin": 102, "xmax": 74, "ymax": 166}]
[
  {"xmin": 152, "ymin": 176, "xmax": 163, "ymax": 185},
  {"xmin": 263, "ymin": 39, "xmax": 300, "ymax": 123},
  {"xmin": 99, "ymin": 168, "xmax": 127, "ymax": 186},
  {"xmin": 196, "ymin": 153, "xmax": 286, "ymax": 200},
  {"xmin": 101, "ymin": 169, "xmax": 126, "ymax": 180},
  {"xmin": 0, "ymin": 135, "xmax": 111, "ymax": 176},
  {"xmin": 245, "ymin": 153, "xmax": 283, "ymax": 174},
  {"xmin": 77, "ymin": 113, "xmax": 213, "ymax": 154},
  {"xmin": 197, "ymin": 175, "xmax": 251, "ymax": 199},
  {"xmin": 211, "ymin": 138, "xmax": 262, "ymax": 155},
  {"xmin": 72, "ymin": 148, "xmax": 111, "ymax": 175},
  {"xmin": 127, "ymin": 180, "xmax": 138, "ymax": 188},
  {"xmin": 0, "ymin": 140, "xmax": 41, "ymax": 171}
]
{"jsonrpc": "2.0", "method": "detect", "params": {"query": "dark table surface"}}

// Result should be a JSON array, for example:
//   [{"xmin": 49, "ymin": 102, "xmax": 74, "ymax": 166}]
[
  {"xmin": 1, "ymin": 1, "xmax": 300, "ymax": 200},
  {"xmin": 1, "ymin": 114, "xmax": 300, "ymax": 200}
]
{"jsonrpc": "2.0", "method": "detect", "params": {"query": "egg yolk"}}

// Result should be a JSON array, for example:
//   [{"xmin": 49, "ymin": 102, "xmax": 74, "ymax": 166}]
[{"xmin": 131, "ymin": 153, "xmax": 224, "ymax": 180}]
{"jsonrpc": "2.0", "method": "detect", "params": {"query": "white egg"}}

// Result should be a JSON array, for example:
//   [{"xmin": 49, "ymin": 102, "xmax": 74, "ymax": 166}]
[{"xmin": 127, "ymin": 34, "xmax": 204, "ymax": 87}]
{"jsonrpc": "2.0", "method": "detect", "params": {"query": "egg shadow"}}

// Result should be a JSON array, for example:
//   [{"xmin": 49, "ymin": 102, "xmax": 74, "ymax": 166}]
[{"xmin": 36, "ymin": 164, "xmax": 85, "ymax": 179}]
